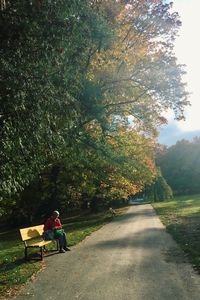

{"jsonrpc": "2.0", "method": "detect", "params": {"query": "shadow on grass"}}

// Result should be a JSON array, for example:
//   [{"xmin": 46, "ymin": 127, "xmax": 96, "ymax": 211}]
[
  {"xmin": 27, "ymin": 250, "xmax": 60, "ymax": 261},
  {"xmin": 166, "ymin": 222, "xmax": 200, "ymax": 273},
  {"xmin": 0, "ymin": 230, "xmax": 21, "ymax": 244},
  {"xmin": 0, "ymin": 257, "xmax": 28, "ymax": 272},
  {"xmin": 64, "ymin": 216, "xmax": 113, "ymax": 232}
]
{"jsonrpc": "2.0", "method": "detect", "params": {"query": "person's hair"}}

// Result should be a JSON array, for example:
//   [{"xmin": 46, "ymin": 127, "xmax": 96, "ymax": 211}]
[{"xmin": 52, "ymin": 210, "xmax": 59, "ymax": 217}]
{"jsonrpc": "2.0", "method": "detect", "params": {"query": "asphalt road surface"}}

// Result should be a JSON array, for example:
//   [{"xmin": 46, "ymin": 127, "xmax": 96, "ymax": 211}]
[{"xmin": 13, "ymin": 204, "xmax": 200, "ymax": 300}]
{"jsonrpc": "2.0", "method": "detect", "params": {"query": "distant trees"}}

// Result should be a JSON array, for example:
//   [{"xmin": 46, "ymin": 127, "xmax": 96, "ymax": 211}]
[
  {"xmin": 0, "ymin": 1, "xmax": 189, "ymax": 222},
  {"xmin": 145, "ymin": 167, "xmax": 173, "ymax": 201},
  {"xmin": 157, "ymin": 138, "xmax": 200, "ymax": 195}
]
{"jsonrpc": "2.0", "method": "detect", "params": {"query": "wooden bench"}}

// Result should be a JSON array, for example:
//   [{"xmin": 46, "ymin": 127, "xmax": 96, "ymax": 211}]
[{"xmin": 20, "ymin": 225, "xmax": 59, "ymax": 260}]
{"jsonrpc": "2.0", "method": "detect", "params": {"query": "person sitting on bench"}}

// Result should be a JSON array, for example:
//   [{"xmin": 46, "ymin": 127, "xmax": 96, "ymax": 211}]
[{"xmin": 43, "ymin": 210, "xmax": 70, "ymax": 253}]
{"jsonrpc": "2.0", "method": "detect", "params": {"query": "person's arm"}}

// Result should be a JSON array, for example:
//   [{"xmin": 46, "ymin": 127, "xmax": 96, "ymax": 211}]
[{"xmin": 54, "ymin": 218, "xmax": 62, "ymax": 230}]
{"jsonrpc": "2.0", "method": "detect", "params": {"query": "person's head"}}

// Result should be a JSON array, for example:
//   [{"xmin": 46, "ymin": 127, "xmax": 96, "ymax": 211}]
[{"xmin": 52, "ymin": 210, "xmax": 60, "ymax": 219}]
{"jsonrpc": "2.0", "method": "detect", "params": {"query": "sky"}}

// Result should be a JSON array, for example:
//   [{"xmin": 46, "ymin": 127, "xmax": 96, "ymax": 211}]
[{"xmin": 158, "ymin": 0, "xmax": 200, "ymax": 146}]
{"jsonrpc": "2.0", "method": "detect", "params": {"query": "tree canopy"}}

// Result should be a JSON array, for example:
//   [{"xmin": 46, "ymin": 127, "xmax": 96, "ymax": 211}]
[{"xmin": 0, "ymin": 0, "xmax": 189, "ymax": 221}]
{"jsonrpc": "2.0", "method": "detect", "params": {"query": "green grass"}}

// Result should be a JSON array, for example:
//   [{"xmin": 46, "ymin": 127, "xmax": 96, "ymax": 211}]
[
  {"xmin": 0, "ymin": 207, "xmax": 128, "ymax": 298},
  {"xmin": 152, "ymin": 194, "xmax": 200, "ymax": 272}
]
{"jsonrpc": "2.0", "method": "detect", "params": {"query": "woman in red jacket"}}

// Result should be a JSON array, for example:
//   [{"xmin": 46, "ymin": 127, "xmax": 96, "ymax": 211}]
[{"xmin": 44, "ymin": 210, "xmax": 70, "ymax": 253}]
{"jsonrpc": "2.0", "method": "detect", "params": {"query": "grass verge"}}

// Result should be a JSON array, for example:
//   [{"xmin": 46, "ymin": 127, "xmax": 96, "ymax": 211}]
[
  {"xmin": 152, "ymin": 194, "xmax": 200, "ymax": 273},
  {"xmin": 0, "ymin": 206, "xmax": 128, "ymax": 298}
]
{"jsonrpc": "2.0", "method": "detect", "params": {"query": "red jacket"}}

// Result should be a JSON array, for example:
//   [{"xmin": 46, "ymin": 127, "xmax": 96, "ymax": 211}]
[{"xmin": 44, "ymin": 217, "xmax": 63, "ymax": 231}]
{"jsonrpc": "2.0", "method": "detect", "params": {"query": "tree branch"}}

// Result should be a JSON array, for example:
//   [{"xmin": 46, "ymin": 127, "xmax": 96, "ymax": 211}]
[{"xmin": 104, "ymin": 90, "xmax": 149, "ymax": 109}]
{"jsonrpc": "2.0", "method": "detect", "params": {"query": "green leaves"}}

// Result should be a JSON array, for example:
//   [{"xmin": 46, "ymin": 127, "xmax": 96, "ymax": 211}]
[
  {"xmin": 0, "ymin": 0, "xmax": 94, "ymax": 195},
  {"xmin": 157, "ymin": 138, "xmax": 200, "ymax": 195},
  {"xmin": 0, "ymin": 1, "xmax": 189, "ymax": 219}
]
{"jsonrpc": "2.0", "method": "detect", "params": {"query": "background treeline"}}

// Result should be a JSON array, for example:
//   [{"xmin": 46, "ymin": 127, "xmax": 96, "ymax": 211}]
[
  {"xmin": 157, "ymin": 138, "xmax": 200, "ymax": 196},
  {"xmin": 144, "ymin": 167, "xmax": 173, "ymax": 202},
  {"xmin": 0, "ymin": 0, "xmax": 188, "ymax": 225}
]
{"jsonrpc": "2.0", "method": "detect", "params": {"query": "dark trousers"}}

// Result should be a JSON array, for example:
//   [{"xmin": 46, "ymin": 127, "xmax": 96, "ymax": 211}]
[{"xmin": 58, "ymin": 232, "xmax": 67, "ymax": 250}]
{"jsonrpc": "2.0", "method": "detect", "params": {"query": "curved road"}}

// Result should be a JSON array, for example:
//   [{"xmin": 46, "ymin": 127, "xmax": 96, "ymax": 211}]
[{"xmin": 14, "ymin": 205, "xmax": 200, "ymax": 300}]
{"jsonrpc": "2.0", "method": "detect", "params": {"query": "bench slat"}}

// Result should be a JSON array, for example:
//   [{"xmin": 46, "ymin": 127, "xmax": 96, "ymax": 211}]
[
  {"xmin": 20, "ymin": 225, "xmax": 44, "ymax": 241},
  {"xmin": 28, "ymin": 240, "xmax": 52, "ymax": 248}
]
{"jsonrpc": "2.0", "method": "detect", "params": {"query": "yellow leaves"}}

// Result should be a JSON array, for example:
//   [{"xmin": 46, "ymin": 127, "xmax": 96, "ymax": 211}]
[
  {"xmin": 108, "ymin": 173, "xmax": 140, "ymax": 199},
  {"xmin": 88, "ymin": 2, "xmax": 151, "ymax": 88},
  {"xmin": 106, "ymin": 136, "xmax": 117, "ymax": 146},
  {"xmin": 81, "ymin": 0, "xmax": 183, "ymax": 198},
  {"xmin": 144, "ymin": 157, "xmax": 157, "ymax": 175},
  {"xmin": 89, "ymin": 50, "xmax": 116, "ymax": 76},
  {"xmin": 84, "ymin": 120, "xmax": 103, "ymax": 139}
]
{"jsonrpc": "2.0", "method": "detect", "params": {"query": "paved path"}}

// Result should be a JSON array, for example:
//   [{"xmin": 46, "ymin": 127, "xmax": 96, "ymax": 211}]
[{"xmin": 14, "ymin": 205, "xmax": 200, "ymax": 300}]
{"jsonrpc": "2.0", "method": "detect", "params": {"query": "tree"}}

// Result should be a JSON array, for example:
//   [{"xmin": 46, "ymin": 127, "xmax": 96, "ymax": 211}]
[
  {"xmin": 88, "ymin": 0, "xmax": 189, "ymax": 131},
  {"xmin": 145, "ymin": 167, "xmax": 173, "ymax": 201},
  {"xmin": 157, "ymin": 138, "xmax": 200, "ymax": 195},
  {"xmin": 0, "ymin": 1, "xmax": 189, "ymax": 221},
  {"xmin": 0, "ymin": 0, "xmax": 112, "ymax": 197}
]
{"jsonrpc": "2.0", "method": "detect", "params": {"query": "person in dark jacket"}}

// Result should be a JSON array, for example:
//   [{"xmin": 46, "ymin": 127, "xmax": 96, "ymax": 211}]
[{"xmin": 44, "ymin": 210, "xmax": 70, "ymax": 253}]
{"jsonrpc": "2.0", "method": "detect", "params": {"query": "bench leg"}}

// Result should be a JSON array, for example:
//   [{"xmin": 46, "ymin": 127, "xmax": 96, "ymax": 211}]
[
  {"xmin": 25, "ymin": 247, "xmax": 28, "ymax": 260},
  {"xmin": 40, "ymin": 247, "xmax": 43, "ymax": 260}
]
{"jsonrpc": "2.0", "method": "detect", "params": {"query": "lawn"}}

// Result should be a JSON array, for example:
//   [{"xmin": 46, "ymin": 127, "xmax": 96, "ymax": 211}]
[
  {"xmin": 152, "ymin": 194, "xmax": 200, "ymax": 272},
  {"xmin": 0, "ymin": 207, "xmax": 127, "ymax": 298}
]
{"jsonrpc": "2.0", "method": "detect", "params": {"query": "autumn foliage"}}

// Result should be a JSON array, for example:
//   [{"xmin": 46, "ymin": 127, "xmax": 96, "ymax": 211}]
[{"xmin": 0, "ymin": 1, "xmax": 188, "ymax": 221}]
